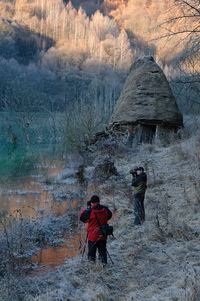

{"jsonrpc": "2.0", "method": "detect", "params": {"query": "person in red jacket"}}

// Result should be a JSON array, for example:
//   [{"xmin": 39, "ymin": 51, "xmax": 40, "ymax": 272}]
[{"xmin": 79, "ymin": 195, "xmax": 112, "ymax": 264}]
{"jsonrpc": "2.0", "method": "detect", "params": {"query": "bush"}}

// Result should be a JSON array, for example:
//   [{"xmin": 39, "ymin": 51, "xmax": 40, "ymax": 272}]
[
  {"xmin": 0, "ymin": 209, "xmax": 73, "ymax": 277},
  {"xmin": 63, "ymin": 101, "xmax": 108, "ymax": 152}
]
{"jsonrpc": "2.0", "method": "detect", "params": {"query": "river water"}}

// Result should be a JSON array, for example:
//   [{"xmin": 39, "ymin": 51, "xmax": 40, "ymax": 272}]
[
  {"xmin": 31, "ymin": 233, "xmax": 83, "ymax": 276},
  {"xmin": 0, "ymin": 165, "xmax": 87, "ymax": 275}
]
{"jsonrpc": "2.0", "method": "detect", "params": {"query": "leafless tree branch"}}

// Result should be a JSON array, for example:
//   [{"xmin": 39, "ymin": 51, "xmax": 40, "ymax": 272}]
[{"xmin": 179, "ymin": 0, "xmax": 200, "ymax": 15}]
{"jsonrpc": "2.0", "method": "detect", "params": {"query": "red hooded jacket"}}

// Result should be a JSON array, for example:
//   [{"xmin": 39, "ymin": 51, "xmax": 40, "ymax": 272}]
[{"xmin": 79, "ymin": 202, "xmax": 112, "ymax": 241}]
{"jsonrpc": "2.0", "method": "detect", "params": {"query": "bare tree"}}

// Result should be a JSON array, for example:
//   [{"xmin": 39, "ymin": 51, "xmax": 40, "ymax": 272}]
[
  {"xmin": 63, "ymin": 100, "xmax": 107, "ymax": 152},
  {"xmin": 157, "ymin": 1, "xmax": 200, "ymax": 55},
  {"xmin": 153, "ymin": 1, "xmax": 200, "ymax": 113}
]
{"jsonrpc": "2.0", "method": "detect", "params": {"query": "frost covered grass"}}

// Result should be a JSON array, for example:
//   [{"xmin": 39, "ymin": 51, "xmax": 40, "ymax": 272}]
[
  {"xmin": 0, "ymin": 208, "xmax": 77, "ymax": 301},
  {"xmin": 1, "ymin": 127, "xmax": 200, "ymax": 300}
]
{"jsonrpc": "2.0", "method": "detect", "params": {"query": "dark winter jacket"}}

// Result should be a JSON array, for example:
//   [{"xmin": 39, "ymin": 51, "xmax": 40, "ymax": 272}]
[
  {"xmin": 79, "ymin": 202, "xmax": 112, "ymax": 241},
  {"xmin": 132, "ymin": 172, "xmax": 147, "ymax": 196}
]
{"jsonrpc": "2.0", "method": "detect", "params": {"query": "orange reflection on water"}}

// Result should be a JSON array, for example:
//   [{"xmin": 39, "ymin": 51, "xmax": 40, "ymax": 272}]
[
  {"xmin": 31, "ymin": 234, "xmax": 82, "ymax": 275},
  {"xmin": 0, "ymin": 179, "xmax": 81, "ymax": 219}
]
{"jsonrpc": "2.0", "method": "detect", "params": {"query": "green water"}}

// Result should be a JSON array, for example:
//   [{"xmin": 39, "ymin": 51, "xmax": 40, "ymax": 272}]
[
  {"xmin": 0, "ymin": 143, "xmax": 65, "ymax": 182},
  {"xmin": 0, "ymin": 112, "xmax": 67, "ymax": 181}
]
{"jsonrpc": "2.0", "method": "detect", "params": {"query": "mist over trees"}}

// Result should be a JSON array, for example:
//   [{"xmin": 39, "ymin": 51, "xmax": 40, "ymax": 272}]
[
  {"xmin": 0, "ymin": 0, "xmax": 200, "ymax": 149},
  {"xmin": 0, "ymin": 0, "xmax": 134, "ymax": 117},
  {"xmin": 0, "ymin": 2, "xmax": 200, "ymax": 298}
]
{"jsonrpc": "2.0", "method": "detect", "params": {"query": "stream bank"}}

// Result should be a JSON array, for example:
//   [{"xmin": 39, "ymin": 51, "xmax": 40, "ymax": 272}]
[
  {"xmin": 0, "ymin": 156, "xmax": 88, "ymax": 275},
  {"xmin": 1, "ymin": 135, "xmax": 200, "ymax": 300},
  {"xmin": 27, "ymin": 137, "xmax": 200, "ymax": 300}
]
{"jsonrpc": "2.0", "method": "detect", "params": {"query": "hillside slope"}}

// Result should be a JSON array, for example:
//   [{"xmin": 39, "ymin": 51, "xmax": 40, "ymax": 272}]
[{"xmin": 29, "ymin": 129, "xmax": 200, "ymax": 300}]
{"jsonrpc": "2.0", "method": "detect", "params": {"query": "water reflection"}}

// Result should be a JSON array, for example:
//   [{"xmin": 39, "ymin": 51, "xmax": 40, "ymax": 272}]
[
  {"xmin": 0, "ymin": 170, "xmax": 89, "ymax": 275},
  {"xmin": 0, "ymin": 166, "xmax": 105, "ymax": 275},
  {"xmin": 0, "ymin": 178, "xmax": 81, "ymax": 218},
  {"xmin": 31, "ymin": 234, "xmax": 82, "ymax": 275}
]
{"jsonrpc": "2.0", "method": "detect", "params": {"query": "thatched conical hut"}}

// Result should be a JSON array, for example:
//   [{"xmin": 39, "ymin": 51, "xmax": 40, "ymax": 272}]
[{"xmin": 110, "ymin": 56, "xmax": 183, "ymax": 144}]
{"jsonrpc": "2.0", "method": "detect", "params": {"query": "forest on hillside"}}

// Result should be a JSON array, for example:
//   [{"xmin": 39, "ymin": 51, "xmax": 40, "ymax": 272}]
[
  {"xmin": 0, "ymin": 2, "xmax": 200, "ymax": 300},
  {"xmin": 0, "ymin": 0, "xmax": 200, "ymax": 170}
]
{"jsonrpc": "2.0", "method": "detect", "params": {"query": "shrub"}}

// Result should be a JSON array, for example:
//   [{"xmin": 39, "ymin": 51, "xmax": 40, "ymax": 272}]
[{"xmin": 63, "ymin": 101, "xmax": 108, "ymax": 152}]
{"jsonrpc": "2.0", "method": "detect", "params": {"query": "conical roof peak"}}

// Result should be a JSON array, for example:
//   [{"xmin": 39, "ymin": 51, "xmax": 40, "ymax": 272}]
[{"xmin": 111, "ymin": 56, "xmax": 183, "ymax": 127}]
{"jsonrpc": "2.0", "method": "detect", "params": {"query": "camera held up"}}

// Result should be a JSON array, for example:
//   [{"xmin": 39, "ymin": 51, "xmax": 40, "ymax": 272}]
[
  {"xmin": 130, "ymin": 168, "xmax": 138, "ymax": 178},
  {"xmin": 87, "ymin": 200, "xmax": 92, "ymax": 208}
]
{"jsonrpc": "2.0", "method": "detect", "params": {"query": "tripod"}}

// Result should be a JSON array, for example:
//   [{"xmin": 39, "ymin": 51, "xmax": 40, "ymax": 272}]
[
  {"xmin": 81, "ymin": 231, "xmax": 88, "ymax": 260},
  {"xmin": 81, "ymin": 232, "xmax": 114, "ymax": 265}
]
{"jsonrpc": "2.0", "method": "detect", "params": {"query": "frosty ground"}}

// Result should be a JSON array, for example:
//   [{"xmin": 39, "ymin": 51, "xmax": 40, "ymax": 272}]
[{"xmin": 27, "ymin": 125, "xmax": 200, "ymax": 301}]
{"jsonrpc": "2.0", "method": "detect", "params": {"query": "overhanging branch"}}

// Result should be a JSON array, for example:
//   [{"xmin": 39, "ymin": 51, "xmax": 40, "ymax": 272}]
[{"xmin": 180, "ymin": 0, "xmax": 200, "ymax": 15}]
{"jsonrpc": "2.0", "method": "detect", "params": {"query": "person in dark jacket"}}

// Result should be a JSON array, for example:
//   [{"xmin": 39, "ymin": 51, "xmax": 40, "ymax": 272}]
[
  {"xmin": 130, "ymin": 166, "xmax": 147, "ymax": 225},
  {"xmin": 79, "ymin": 195, "xmax": 112, "ymax": 264}
]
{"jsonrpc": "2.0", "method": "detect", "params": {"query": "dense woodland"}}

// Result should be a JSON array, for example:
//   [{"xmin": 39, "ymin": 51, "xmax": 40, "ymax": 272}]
[
  {"xmin": 0, "ymin": 2, "xmax": 200, "ymax": 300},
  {"xmin": 0, "ymin": 0, "xmax": 200, "ymax": 149}
]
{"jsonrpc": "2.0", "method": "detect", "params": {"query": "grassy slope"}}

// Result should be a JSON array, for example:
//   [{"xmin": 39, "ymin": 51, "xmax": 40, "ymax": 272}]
[{"xmin": 29, "ymin": 135, "xmax": 200, "ymax": 301}]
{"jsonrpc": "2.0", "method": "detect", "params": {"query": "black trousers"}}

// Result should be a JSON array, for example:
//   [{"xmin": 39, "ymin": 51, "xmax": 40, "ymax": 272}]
[
  {"xmin": 88, "ymin": 240, "xmax": 107, "ymax": 264},
  {"xmin": 134, "ymin": 193, "xmax": 145, "ymax": 225}
]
